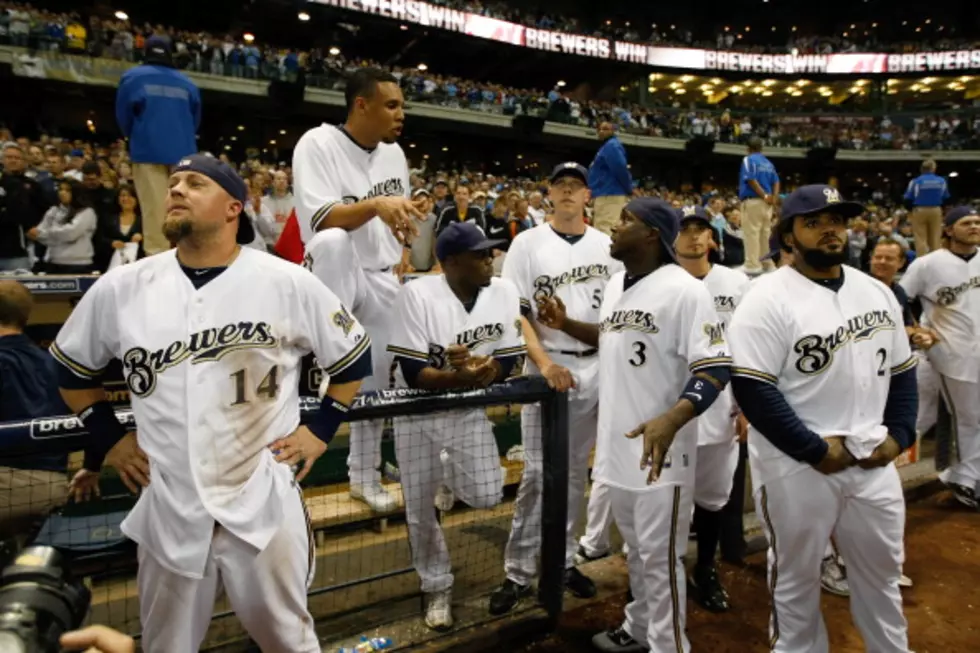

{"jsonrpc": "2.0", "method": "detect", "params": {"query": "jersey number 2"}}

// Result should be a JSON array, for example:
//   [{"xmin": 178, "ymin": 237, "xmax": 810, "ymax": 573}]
[
  {"xmin": 875, "ymin": 348, "xmax": 887, "ymax": 377},
  {"xmin": 230, "ymin": 365, "xmax": 281, "ymax": 406},
  {"xmin": 629, "ymin": 342, "xmax": 647, "ymax": 367}
]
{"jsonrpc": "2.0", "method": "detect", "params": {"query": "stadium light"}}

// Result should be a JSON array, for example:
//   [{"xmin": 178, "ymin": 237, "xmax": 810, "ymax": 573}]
[
  {"xmin": 269, "ymin": 139, "xmax": 276, "ymax": 145},
  {"xmin": 417, "ymin": 63, "xmax": 428, "ymax": 71},
  {"xmin": 680, "ymin": 75, "xmax": 694, "ymax": 83},
  {"xmin": 279, "ymin": 129, "xmax": 286, "ymax": 135},
  {"xmin": 243, "ymin": 33, "xmax": 255, "ymax": 43},
  {"xmin": 949, "ymin": 171, "xmax": 959, "ymax": 178},
  {"xmin": 328, "ymin": 46, "xmax": 341, "ymax": 56},
  {"xmin": 298, "ymin": 11, "xmax": 311, "ymax": 21},
  {"xmin": 441, "ymin": 146, "xmax": 448, "ymax": 152},
  {"xmin": 400, "ymin": 24, "xmax": 408, "ymax": 30},
  {"xmin": 557, "ymin": 80, "xmax": 566, "ymax": 87},
  {"xmin": 675, "ymin": 88, "xmax": 687, "ymax": 95},
  {"xmin": 237, "ymin": 125, "xmax": 245, "ymax": 131},
  {"xmin": 114, "ymin": 10, "xmax": 128, "ymax": 21}
]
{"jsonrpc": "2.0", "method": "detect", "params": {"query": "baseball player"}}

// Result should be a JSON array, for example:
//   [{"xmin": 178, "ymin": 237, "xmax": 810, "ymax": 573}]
[
  {"xmin": 50, "ymin": 155, "xmax": 372, "ymax": 653},
  {"xmin": 489, "ymin": 162, "xmax": 621, "ymax": 615},
  {"xmin": 537, "ymin": 197, "xmax": 731, "ymax": 653},
  {"xmin": 673, "ymin": 205, "xmax": 750, "ymax": 613},
  {"xmin": 387, "ymin": 223, "xmax": 525, "ymax": 631},
  {"xmin": 900, "ymin": 205, "xmax": 980, "ymax": 508},
  {"xmin": 292, "ymin": 67, "xmax": 423, "ymax": 512},
  {"xmin": 728, "ymin": 185, "xmax": 918, "ymax": 653}
]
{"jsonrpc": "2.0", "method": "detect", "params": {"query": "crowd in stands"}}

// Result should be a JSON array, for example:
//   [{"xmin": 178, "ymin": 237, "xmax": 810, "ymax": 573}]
[{"xmin": 3, "ymin": 3, "xmax": 980, "ymax": 153}]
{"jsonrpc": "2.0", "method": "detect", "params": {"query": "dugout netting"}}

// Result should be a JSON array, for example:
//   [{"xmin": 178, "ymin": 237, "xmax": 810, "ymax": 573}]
[{"xmin": 0, "ymin": 375, "xmax": 568, "ymax": 651}]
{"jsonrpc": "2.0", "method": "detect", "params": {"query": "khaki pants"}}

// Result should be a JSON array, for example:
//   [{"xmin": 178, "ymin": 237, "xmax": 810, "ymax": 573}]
[
  {"xmin": 0, "ymin": 466, "xmax": 67, "ymax": 535},
  {"xmin": 910, "ymin": 206, "xmax": 943, "ymax": 255},
  {"xmin": 593, "ymin": 195, "xmax": 628, "ymax": 236},
  {"xmin": 133, "ymin": 162, "xmax": 172, "ymax": 256},
  {"xmin": 741, "ymin": 198, "xmax": 774, "ymax": 274}
]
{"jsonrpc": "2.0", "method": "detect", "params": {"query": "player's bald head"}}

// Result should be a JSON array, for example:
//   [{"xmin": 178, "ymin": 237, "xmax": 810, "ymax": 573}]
[{"xmin": 0, "ymin": 280, "xmax": 33, "ymax": 331}]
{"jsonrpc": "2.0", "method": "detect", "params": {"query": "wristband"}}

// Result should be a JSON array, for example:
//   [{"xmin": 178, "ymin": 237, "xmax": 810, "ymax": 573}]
[
  {"xmin": 680, "ymin": 375, "xmax": 723, "ymax": 416},
  {"xmin": 308, "ymin": 396, "xmax": 350, "ymax": 446},
  {"xmin": 79, "ymin": 401, "xmax": 127, "ymax": 472}
]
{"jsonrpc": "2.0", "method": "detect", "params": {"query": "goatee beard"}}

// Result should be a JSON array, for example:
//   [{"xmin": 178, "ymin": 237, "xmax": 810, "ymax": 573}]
[
  {"xmin": 163, "ymin": 217, "xmax": 193, "ymax": 243},
  {"xmin": 799, "ymin": 245, "xmax": 848, "ymax": 269}
]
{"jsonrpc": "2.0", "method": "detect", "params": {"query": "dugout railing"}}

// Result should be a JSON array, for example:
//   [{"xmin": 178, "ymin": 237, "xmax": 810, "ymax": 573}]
[{"xmin": 0, "ymin": 376, "xmax": 568, "ymax": 651}]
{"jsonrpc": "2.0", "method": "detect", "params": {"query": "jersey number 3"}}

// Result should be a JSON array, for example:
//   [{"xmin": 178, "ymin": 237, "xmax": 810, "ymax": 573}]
[
  {"xmin": 230, "ymin": 365, "xmax": 281, "ymax": 406},
  {"xmin": 629, "ymin": 341, "xmax": 647, "ymax": 367}
]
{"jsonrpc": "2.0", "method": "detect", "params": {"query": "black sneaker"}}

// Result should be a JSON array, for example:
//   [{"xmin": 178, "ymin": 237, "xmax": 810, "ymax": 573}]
[
  {"xmin": 488, "ymin": 579, "xmax": 531, "ymax": 615},
  {"xmin": 947, "ymin": 482, "xmax": 979, "ymax": 509},
  {"xmin": 591, "ymin": 627, "xmax": 648, "ymax": 652},
  {"xmin": 564, "ymin": 567, "xmax": 597, "ymax": 598},
  {"xmin": 689, "ymin": 565, "xmax": 730, "ymax": 613}
]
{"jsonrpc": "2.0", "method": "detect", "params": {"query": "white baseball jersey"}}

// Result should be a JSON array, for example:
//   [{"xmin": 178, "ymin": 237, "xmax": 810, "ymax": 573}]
[
  {"xmin": 728, "ymin": 266, "xmax": 915, "ymax": 486},
  {"xmin": 593, "ymin": 265, "xmax": 731, "ymax": 492},
  {"xmin": 292, "ymin": 123, "xmax": 409, "ymax": 270},
  {"xmin": 698, "ymin": 265, "xmax": 751, "ymax": 446},
  {"xmin": 501, "ymin": 224, "xmax": 622, "ymax": 358},
  {"xmin": 386, "ymin": 275, "xmax": 525, "ymax": 386},
  {"xmin": 50, "ymin": 248, "xmax": 369, "ymax": 578},
  {"xmin": 899, "ymin": 249, "xmax": 980, "ymax": 383}
]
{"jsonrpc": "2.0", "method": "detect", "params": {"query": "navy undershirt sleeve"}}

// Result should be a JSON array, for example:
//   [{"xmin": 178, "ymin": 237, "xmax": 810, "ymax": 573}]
[
  {"xmin": 883, "ymin": 366, "xmax": 918, "ymax": 451},
  {"xmin": 731, "ymin": 376, "xmax": 829, "ymax": 466},
  {"xmin": 56, "ymin": 361, "xmax": 104, "ymax": 390},
  {"xmin": 331, "ymin": 345, "xmax": 372, "ymax": 384},
  {"xmin": 397, "ymin": 357, "xmax": 427, "ymax": 388},
  {"xmin": 496, "ymin": 354, "xmax": 520, "ymax": 379}
]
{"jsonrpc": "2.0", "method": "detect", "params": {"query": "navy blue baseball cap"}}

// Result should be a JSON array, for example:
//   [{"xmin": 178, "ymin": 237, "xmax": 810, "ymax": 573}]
[
  {"xmin": 944, "ymin": 205, "xmax": 978, "ymax": 227},
  {"xmin": 780, "ymin": 184, "xmax": 865, "ymax": 224},
  {"xmin": 435, "ymin": 222, "xmax": 506, "ymax": 261},
  {"xmin": 624, "ymin": 197, "xmax": 678, "ymax": 261},
  {"xmin": 760, "ymin": 232, "xmax": 786, "ymax": 261},
  {"xmin": 677, "ymin": 204, "xmax": 712, "ymax": 226},
  {"xmin": 173, "ymin": 154, "xmax": 255, "ymax": 245},
  {"xmin": 550, "ymin": 162, "xmax": 589, "ymax": 185}
]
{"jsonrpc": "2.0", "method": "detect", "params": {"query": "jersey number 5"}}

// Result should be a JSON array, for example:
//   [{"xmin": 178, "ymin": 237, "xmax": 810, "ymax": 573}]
[
  {"xmin": 230, "ymin": 365, "xmax": 281, "ymax": 406},
  {"xmin": 629, "ymin": 341, "xmax": 646, "ymax": 367},
  {"xmin": 591, "ymin": 289, "xmax": 603, "ymax": 309}
]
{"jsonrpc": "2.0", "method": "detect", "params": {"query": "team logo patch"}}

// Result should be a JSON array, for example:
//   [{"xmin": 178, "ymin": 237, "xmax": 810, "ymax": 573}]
[
  {"xmin": 514, "ymin": 318, "xmax": 523, "ymax": 338},
  {"xmin": 823, "ymin": 187, "xmax": 843, "ymax": 204},
  {"xmin": 532, "ymin": 264, "xmax": 611, "ymax": 301},
  {"xmin": 332, "ymin": 305, "xmax": 355, "ymax": 337},
  {"xmin": 123, "ymin": 322, "xmax": 278, "ymax": 398},
  {"xmin": 792, "ymin": 310, "xmax": 896, "ymax": 375},
  {"xmin": 703, "ymin": 322, "xmax": 726, "ymax": 346},
  {"xmin": 599, "ymin": 309, "xmax": 659, "ymax": 334},
  {"xmin": 714, "ymin": 295, "xmax": 736, "ymax": 313}
]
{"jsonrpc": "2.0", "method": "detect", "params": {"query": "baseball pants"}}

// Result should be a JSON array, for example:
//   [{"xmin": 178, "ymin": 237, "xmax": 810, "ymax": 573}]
[
  {"xmin": 756, "ymin": 465, "xmax": 908, "ymax": 653},
  {"xmin": 612, "ymin": 483, "xmax": 693, "ymax": 653},
  {"xmin": 504, "ymin": 355, "xmax": 600, "ymax": 585},
  {"xmin": 741, "ymin": 198, "xmax": 774, "ymax": 276},
  {"xmin": 915, "ymin": 351, "xmax": 940, "ymax": 435},
  {"xmin": 137, "ymin": 487, "xmax": 318, "ymax": 653},
  {"xmin": 396, "ymin": 410, "xmax": 503, "ymax": 593},
  {"xmin": 578, "ymin": 479, "xmax": 615, "ymax": 558},
  {"xmin": 305, "ymin": 228, "xmax": 401, "ymax": 487},
  {"xmin": 937, "ymin": 375, "xmax": 980, "ymax": 492}
]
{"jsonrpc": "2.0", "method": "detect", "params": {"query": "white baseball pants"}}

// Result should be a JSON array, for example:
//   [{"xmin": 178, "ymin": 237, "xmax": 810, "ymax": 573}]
[
  {"xmin": 305, "ymin": 228, "xmax": 401, "ymax": 487},
  {"xmin": 756, "ymin": 465, "xmax": 909, "ymax": 653},
  {"xmin": 937, "ymin": 374, "xmax": 980, "ymax": 492},
  {"xmin": 396, "ymin": 410, "xmax": 503, "ymax": 593},
  {"xmin": 914, "ymin": 351, "xmax": 940, "ymax": 435},
  {"xmin": 503, "ymin": 354, "xmax": 600, "ymax": 585},
  {"xmin": 136, "ymin": 487, "xmax": 319, "ymax": 653},
  {"xmin": 578, "ymin": 479, "xmax": 614, "ymax": 558},
  {"xmin": 612, "ymin": 483, "xmax": 693, "ymax": 653},
  {"xmin": 694, "ymin": 440, "xmax": 740, "ymax": 512}
]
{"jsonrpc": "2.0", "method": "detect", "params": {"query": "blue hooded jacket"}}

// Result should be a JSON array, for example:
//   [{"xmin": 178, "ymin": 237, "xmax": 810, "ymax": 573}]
[{"xmin": 115, "ymin": 64, "xmax": 201, "ymax": 165}]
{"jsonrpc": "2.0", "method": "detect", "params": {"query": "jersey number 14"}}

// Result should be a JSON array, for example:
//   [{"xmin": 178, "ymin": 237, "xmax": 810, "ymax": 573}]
[{"xmin": 230, "ymin": 365, "xmax": 281, "ymax": 406}]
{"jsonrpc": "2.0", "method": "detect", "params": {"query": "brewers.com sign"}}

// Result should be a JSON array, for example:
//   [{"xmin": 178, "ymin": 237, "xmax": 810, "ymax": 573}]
[{"xmin": 315, "ymin": 0, "xmax": 980, "ymax": 76}]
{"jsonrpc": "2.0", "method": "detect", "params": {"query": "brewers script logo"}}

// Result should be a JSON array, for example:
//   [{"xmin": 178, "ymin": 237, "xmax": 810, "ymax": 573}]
[
  {"xmin": 599, "ymin": 309, "xmax": 659, "ymax": 334},
  {"xmin": 426, "ymin": 323, "xmax": 506, "ymax": 370},
  {"xmin": 123, "ymin": 322, "xmax": 279, "ymax": 397},
  {"xmin": 793, "ymin": 310, "xmax": 895, "ymax": 375},
  {"xmin": 936, "ymin": 275, "xmax": 980, "ymax": 306},
  {"xmin": 341, "ymin": 178, "xmax": 406, "ymax": 206},
  {"xmin": 533, "ymin": 264, "xmax": 611, "ymax": 301}
]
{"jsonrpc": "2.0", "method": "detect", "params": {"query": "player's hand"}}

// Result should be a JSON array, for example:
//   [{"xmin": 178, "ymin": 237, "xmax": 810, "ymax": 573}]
[
  {"xmin": 446, "ymin": 344, "xmax": 472, "ymax": 369},
  {"xmin": 68, "ymin": 469, "xmax": 101, "ymax": 503},
  {"xmin": 540, "ymin": 361, "xmax": 575, "ymax": 392},
  {"xmin": 911, "ymin": 327, "xmax": 939, "ymax": 350},
  {"xmin": 60, "ymin": 624, "xmax": 135, "ymax": 653},
  {"xmin": 26, "ymin": 227, "xmax": 40, "ymax": 241},
  {"xmin": 625, "ymin": 413, "xmax": 684, "ymax": 485},
  {"xmin": 455, "ymin": 355, "xmax": 497, "ymax": 388},
  {"xmin": 814, "ymin": 436, "xmax": 856, "ymax": 475},
  {"xmin": 857, "ymin": 435, "xmax": 902, "ymax": 470},
  {"xmin": 735, "ymin": 413, "xmax": 749, "ymax": 443},
  {"xmin": 111, "ymin": 240, "xmax": 125, "ymax": 250},
  {"xmin": 270, "ymin": 425, "xmax": 328, "ymax": 483},
  {"xmin": 130, "ymin": 233, "xmax": 143, "ymax": 243},
  {"xmin": 535, "ymin": 296, "xmax": 567, "ymax": 331},
  {"xmin": 104, "ymin": 431, "xmax": 150, "ymax": 494},
  {"xmin": 373, "ymin": 196, "xmax": 423, "ymax": 245}
]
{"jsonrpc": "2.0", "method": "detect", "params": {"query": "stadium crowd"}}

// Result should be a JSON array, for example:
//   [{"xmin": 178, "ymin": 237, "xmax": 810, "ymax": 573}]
[{"xmin": 3, "ymin": 2, "xmax": 980, "ymax": 153}]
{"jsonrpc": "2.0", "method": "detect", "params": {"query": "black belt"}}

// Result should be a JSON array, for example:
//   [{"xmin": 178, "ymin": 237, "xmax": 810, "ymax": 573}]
[{"xmin": 551, "ymin": 348, "xmax": 598, "ymax": 358}]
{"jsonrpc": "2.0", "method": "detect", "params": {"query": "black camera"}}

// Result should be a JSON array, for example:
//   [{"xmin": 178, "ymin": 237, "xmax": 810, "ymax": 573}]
[{"xmin": 0, "ymin": 546, "xmax": 90, "ymax": 653}]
